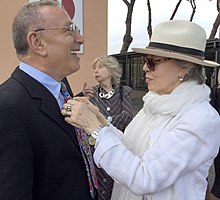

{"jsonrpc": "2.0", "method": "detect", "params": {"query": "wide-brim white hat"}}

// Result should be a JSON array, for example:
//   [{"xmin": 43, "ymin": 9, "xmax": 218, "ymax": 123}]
[{"xmin": 132, "ymin": 20, "xmax": 219, "ymax": 67}]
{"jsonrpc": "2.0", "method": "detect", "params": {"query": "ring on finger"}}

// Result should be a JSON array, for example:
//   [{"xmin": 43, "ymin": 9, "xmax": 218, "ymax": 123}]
[
  {"xmin": 62, "ymin": 110, "xmax": 71, "ymax": 117},
  {"xmin": 65, "ymin": 111, "xmax": 72, "ymax": 117},
  {"xmin": 66, "ymin": 104, "xmax": 72, "ymax": 112}
]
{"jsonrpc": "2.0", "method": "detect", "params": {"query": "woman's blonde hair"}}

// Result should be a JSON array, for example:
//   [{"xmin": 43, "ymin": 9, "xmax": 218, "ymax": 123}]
[{"xmin": 92, "ymin": 56, "xmax": 122, "ymax": 86}]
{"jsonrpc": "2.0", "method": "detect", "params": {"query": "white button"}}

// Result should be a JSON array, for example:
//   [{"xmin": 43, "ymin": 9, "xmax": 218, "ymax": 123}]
[
  {"xmin": 107, "ymin": 107, "xmax": 110, "ymax": 111},
  {"xmin": 107, "ymin": 116, "xmax": 112, "ymax": 122}
]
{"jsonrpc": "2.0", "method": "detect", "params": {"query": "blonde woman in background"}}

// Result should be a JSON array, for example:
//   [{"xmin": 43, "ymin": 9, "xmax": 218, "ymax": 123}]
[
  {"xmin": 87, "ymin": 55, "xmax": 133, "ymax": 200},
  {"xmin": 91, "ymin": 56, "xmax": 132, "ymax": 132}
]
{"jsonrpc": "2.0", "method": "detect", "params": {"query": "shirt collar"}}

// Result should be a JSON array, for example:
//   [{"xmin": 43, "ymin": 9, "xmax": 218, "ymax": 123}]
[{"xmin": 19, "ymin": 62, "xmax": 61, "ymax": 99}]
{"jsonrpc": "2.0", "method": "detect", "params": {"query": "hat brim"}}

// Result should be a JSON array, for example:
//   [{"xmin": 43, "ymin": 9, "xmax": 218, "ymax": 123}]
[{"xmin": 132, "ymin": 47, "xmax": 220, "ymax": 67}]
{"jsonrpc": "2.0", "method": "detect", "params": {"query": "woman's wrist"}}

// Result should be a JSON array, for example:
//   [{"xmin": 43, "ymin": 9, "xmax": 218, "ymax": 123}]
[
  {"xmin": 88, "ymin": 119, "xmax": 111, "ymax": 145},
  {"xmin": 97, "ymin": 113, "xmax": 108, "ymax": 125}
]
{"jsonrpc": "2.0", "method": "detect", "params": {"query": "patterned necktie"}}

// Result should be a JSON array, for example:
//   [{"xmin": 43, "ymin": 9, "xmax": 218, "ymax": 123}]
[{"xmin": 60, "ymin": 82, "xmax": 98, "ymax": 198}]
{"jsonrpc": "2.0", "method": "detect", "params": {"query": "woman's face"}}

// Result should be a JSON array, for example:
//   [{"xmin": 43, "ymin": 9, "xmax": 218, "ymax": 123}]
[
  {"xmin": 143, "ymin": 56, "xmax": 187, "ymax": 95},
  {"xmin": 93, "ymin": 60, "xmax": 111, "ymax": 83}
]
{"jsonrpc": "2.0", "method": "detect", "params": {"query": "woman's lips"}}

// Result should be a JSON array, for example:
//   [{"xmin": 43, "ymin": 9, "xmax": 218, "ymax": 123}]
[{"xmin": 145, "ymin": 76, "xmax": 153, "ymax": 83}]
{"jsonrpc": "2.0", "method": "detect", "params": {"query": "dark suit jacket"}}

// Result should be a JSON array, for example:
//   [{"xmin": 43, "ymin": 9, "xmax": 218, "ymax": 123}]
[{"xmin": 0, "ymin": 67, "xmax": 93, "ymax": 200}]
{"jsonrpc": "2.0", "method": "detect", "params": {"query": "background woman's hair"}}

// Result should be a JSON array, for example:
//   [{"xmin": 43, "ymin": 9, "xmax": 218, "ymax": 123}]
[
  {"xmin": 92, "ymin": 56, "xmax": 122, "ymax": 86},
  {"xmin": 174, "ymin": 59, "xmax": 205, "ymax": 84}
]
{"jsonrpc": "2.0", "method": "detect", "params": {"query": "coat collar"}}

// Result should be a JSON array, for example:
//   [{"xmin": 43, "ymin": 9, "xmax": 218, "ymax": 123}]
[{"xmin": 12, "ymin": 67, "xmax": 79, "ymax": 148}]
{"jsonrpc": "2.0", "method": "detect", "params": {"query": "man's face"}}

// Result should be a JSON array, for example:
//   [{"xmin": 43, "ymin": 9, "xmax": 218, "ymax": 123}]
[{"xmin": 38, "ymin": 6, "xmax": 84, "ymax": 81}]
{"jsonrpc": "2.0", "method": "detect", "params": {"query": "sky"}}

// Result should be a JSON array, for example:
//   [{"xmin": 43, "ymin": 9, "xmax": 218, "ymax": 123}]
[{"xmin": 108, "ymin": 0, "xmax": 219, "ymax": 55}]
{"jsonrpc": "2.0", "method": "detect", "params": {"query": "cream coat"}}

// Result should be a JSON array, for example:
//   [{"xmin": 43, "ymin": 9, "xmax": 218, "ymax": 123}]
[{"xmin": 94, "ymin": 87, "xmax": 220, "ymax": 200}]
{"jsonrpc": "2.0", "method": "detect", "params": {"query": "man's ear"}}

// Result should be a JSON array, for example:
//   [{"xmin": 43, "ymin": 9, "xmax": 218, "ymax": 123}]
[{"xmin": 27, "ymin": 31, "xmax": 47, "ymax": 56}]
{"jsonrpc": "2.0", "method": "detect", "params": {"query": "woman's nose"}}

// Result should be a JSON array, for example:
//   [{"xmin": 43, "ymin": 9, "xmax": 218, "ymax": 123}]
[{"xmin": 143, "ymin": 63, "xmax": 147, "ymax": 72}]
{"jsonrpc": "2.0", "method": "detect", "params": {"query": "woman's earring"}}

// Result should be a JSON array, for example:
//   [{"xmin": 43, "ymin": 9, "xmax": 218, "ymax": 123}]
[{"xmin": 179, "ymin": 75, "xmax": 184, "ymax": 81}]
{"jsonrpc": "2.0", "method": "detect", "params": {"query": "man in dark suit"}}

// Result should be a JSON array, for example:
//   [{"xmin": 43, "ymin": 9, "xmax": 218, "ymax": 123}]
[{"xmin": 0, "ymin": 1, "xmax": 96, "ymax": 200}]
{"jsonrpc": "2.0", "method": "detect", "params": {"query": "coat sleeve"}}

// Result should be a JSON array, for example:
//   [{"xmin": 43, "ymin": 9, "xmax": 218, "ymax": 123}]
[{"xmin": 0, "ymin": 107, "xmax": 34, "ymax": 200}]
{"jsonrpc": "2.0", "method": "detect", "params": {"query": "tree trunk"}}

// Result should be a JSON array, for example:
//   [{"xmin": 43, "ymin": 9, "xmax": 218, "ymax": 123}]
[
  {"xmin": 209, "ymin": 11, "xmax": 220, "ymax": 39},
  {"xmin": 120, "ymin": 0, "xmax": 136, "ymax": 53},
  {"xmin": 147, "ymin": 0, "xmax": 152, "ymax": 39},
  {"xmin": 189, "ymin": 0, "xmax": 196, "ymax": 21},
  {"xmin": 170, "ymin": 0, "xmax": 182, "ymax": 20}
]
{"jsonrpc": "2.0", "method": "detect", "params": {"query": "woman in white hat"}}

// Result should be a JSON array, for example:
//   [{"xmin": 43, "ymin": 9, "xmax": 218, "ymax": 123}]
[{"xmin": 62, "ymin": 20, "xmax": 220, "ymax": 200}]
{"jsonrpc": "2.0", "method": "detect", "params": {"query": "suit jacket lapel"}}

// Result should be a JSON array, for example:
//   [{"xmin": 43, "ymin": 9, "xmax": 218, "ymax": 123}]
[
  {"xmin": 12, "ymin": 67, "xmax": 80, "ymax": 148},
  {"xmin": 40, "ymin": 96, "xmax": 80, "ymax": 148}
]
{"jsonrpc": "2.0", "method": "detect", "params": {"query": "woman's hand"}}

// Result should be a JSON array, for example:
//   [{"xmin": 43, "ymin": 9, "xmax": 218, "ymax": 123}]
[
  {"xmin": 61, "ymin": 97, "xmax": 107, "ymax": 134},
  {"xmin": 73, "ymin": 97, "xmax": 107, "ymax": 125}
]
